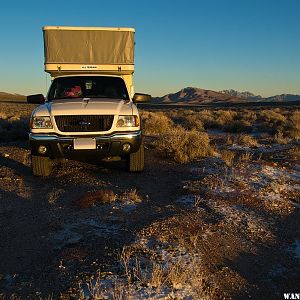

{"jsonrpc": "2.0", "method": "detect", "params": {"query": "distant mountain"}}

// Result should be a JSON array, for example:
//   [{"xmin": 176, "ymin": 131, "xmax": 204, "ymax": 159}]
[
  {"xmin": 220, "ymin": 90, "xmax": 300, "ymax": 102},
  {"xmin": 152, "ymin": 87, "xmax": 247, "ymax": 104},
  {"xmin": 0, "ymin": 92, "xmax": 26, "ymax": 101},
  {"xmin": 219, "ymin": 89, "xmax": 263, "ymax": 101},
  {"xmin": 265, "ymin": 94, "xmax": 300, "ymax": 102},
  {"xmin": 153, "ymin": 88, "xmax": 300, "ymax": 104}
]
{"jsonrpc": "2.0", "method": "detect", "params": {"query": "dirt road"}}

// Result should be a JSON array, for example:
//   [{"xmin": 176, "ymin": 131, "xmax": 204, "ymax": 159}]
[
  {"xmin": 0, "ymin": 139, "xmax": 299, "ymax": 299},
  {"xmin": 0, "ymin": 142, "xmax": 190, "ymax": 298}
]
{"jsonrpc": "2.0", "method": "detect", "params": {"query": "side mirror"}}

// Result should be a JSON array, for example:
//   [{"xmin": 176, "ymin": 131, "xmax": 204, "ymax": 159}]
[
  {"xmin": 133, "ymin": 93, "xmax": 151, "ymax": 103},
  {"xmin": 27, "ymin": 94, "xmax": 45, "ymax": 104}
]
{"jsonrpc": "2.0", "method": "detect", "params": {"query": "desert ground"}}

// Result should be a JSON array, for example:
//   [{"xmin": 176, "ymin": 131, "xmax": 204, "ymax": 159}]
[{"xmin": 0, "ymin": 100, "xmax": 299, "ymax": 299}]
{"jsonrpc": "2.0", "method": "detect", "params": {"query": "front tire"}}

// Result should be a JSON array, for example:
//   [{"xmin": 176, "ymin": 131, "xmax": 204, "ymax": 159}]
[
  {"xmin": 31, "ymin": 155, "xmax": 53, "ymax": 177},
  {"xmin": 126, "ymin": 143, "xmax": 144, "ymax": 172}
]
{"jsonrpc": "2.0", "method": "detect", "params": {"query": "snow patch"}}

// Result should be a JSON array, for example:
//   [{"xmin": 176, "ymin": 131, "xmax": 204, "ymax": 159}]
[{"xmin": 51, "ymin": 218, "xmax": 121, "ymax": 249}]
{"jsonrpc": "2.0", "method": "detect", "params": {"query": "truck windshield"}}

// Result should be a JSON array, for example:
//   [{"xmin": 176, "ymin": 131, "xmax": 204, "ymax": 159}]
[{"xmin": 47, "ymin": 76, "xmax": 130, "ymax": 100}]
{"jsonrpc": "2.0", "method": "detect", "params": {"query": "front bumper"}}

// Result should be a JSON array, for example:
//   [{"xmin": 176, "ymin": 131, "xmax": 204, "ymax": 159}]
[{"xmin": 29, "ymin": 131, "xmax": 142, "ymax": 159}]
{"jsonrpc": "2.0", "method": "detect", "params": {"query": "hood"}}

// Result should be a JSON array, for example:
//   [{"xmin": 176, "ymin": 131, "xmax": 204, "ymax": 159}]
[{"xmin": 34, "ymin": 98, "xmax": 133, "ymax": 116}]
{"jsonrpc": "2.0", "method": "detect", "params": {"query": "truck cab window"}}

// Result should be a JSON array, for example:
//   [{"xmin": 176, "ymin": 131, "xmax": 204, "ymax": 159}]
[{"xmin": 48, "ymin": 76, "xmax": 129, "ymax": 101}]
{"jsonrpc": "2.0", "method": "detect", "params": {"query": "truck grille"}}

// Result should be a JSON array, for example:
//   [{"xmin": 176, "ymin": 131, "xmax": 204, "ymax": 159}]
[{"xmin": 55, "ymin": 115, "xmax": 114, "ymax": 132}]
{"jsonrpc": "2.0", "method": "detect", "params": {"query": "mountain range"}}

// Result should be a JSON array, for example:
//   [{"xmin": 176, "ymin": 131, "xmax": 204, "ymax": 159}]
[
  {"xmin": 0, "ymin": 92, "xmax": 26, "ymax": 101},
  {"xmin": 1, "ymin": 89, "xmax": 300, "ymax": 104},
  {"xmin": 152, "ymin": 87, "xmax": 300, "ymax": 104}
]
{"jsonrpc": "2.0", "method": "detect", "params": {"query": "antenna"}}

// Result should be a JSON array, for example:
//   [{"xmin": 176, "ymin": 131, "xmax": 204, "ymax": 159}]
[{"xmin": 45, "ymin": 74, "xmax": 49, "ymax": 95}]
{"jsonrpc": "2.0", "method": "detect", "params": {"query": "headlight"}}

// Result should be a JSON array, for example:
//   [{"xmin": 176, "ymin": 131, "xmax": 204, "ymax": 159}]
[
  {"xmin": 116, "ymin": 115, "xmax": 139, "ymax": 127},
  {"xmin": 31, "ymin": 116, "xmax": 53, "ymax": 129}
]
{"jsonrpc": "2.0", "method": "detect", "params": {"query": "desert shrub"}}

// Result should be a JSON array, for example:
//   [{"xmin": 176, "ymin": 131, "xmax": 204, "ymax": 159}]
[
  {"xmin": 73, "ymin": 189, "xmax": 116, "ymax": 208},
  {"xmin": 287, "ymin": 110, "xmax": 300, "ymax": 139},
  {"xmin": 197, "ymin": 110, "xmax": 216, "ymax": 128},
  {"xmin": 185, "ymin": 115, "xmax": 205, "ymax": 131},
  {"xmin": 288, "ymin": 147, "xmax": 300, "ymax": 158},
  {"xmin": 174, "ymin": 109, "xmax": 195, "ymax": 118},
  {"xmin": 257, "ymin": 109, "xmax": 287, "ymax": 133},
  {"xmin": 238, "ymin": 109, "xmax": 257, "ymax": 123},
  {"xmin": 155, "ymin": 127, "xmax": 214, "ymax": 163},
  {"xmin": 178, "ymin": 114, "xmax": 205, "ymax": 131},
  {"xmin": 221, "ymin": 150, "xmax": 235, "ymax": 166},
  {"xmin": 140, "ymin": 111, "xmax": 174, "ymax": 135},
  {"xmin": 225, "ymin": 135, "xmax": 234, "ymax": 145},
  {"xmin": 273, "ymin": 131, "xmax": 290, "ymax": 144},
  {"xmin": 0, "ymin": 116, "xmax": 29, "ymax": 140},
  {"xmin": 165, "ymin": 110, "xmax": 204, "ymax": 131},
  {"xmin": 214, "ymin": 110, "xmax": 237, "ymax": 127},
  {"xmin": 237, "ymin": 134, "xmax": 258, "ymax": 147},
  {"xmin": 165, "ymin": 109, "xmax": 180, "ymax": 120},
  {"xmin": 119, "ymin": 189, "xmax": 142, "ymax": 203},
  {"xmin": 0, "ymin": 112, "xmax": 8, "ymax": 119},
  {"xmin": 239, "ymin": 152, "xmax": 253, "ymax": 162},
  {"xmin": 224, "ymin": 119, "xmax": 252, "ymax": 133}
]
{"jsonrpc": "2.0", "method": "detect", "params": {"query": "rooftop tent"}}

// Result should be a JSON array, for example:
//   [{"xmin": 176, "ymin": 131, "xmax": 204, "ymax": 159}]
[{"xmin": 43, "ymin": 26, "xmax": 135, "ymax": 77}]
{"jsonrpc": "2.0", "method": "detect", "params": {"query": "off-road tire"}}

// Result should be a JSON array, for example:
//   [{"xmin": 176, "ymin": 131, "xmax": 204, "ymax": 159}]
[
  {"xmin": 127, "ymin": 143, "xmax": 144, "ymax": 172},
  {"xmin": 31, "ymin": 155, "xmax": 53, "ymax": 177}
]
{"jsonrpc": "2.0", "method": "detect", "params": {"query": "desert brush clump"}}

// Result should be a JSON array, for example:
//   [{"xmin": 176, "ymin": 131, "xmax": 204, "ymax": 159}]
[
  {"xmin": 140, "ymin": 111, "xmax": 174, "ymax": 135},
  {"xmin": 257, "ymin": 109, "xmax": 287, "ymax": 133},
  {"xmin": 155, "ymin": 127, "xmax": 214, "ymax": 163},
  {"xmin": 287, "ymin": 110, "xmax": 300, "ymax": 139},
  {"xmin": 214, "ymin": 109, "xmax": 237, "ymax": 127},
  {"xmin": 119, "ymin": 189, "xmax": 143, "ymax": 203},
  {"xmin": 273, "ymin": 130, "xmax": 290, "ymax": 144},
  {"xmin": 181, "ymin": 113, "xmax": 205, "ymax": 131},
  {"xmin": 165, "ymin": 109, "xmax": 204, "ymax": 131},
  {"xmin": 118, "ymin": 244, "xmax": 216, "ymax": 298},
  {"xmin": 288, "ymin": 146, "xmax": 300, "ymax": 158},
  {"xmin": 73, "ymin": 189, "xmax": 116, "ymax": 209},
  {"xmin": 223, "ymin": 119, "xmax": 253, "ymax": 133},
  {"xmin": 239, "ymin": 109, "xmax": 257, "ymax": 124},
  {"xmin": 197, "ymin": 109, "xmax": 216, "ymax": 128},
  {"xmin": 238, "ymin": 152, "xmax": 254, "ymax": 162},
  {"xmin": 237, "ymin": 134, "xmax": 258, "ymax": 147},
  {"xmin": 221, "ymin": 150, "xmax": 236, "ymax": 167}
]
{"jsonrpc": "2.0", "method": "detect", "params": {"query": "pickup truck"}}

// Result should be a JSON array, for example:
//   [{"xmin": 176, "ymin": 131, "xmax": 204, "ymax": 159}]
[{"xmin": 27, "ymin": 26, "xmax": 150, "ymax": 176}]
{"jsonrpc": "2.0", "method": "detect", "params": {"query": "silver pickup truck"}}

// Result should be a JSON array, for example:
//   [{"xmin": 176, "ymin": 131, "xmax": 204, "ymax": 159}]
[{"xmin": 27, "ymin": 26, "xmax": 150, "ymax": 176}]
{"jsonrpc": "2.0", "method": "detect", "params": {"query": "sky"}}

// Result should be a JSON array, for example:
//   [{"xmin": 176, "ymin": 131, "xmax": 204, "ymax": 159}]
[{"xmin": 0, "ymin": 0, "xmax": 299, "ymax": 97}]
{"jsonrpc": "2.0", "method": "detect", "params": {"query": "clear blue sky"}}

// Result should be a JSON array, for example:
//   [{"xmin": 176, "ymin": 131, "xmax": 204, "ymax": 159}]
[{"xmin": 0, "ymin": 0, "xmax": 299, "ymax": 97}]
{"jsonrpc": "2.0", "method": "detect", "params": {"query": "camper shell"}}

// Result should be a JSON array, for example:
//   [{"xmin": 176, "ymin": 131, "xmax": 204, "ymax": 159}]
[
  {"xmin": 27, "ymin": 26, "xmax": 150, "ymax": 176},
  {"xmin": 43, "ymin": 26, "xmax": 135, "ymax": 96}
]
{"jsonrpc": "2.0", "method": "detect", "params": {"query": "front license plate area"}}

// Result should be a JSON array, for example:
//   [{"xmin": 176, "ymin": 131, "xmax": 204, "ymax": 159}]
[{"xmin": 73, "ymin": 138, "xmax": 96, "ymax": 150}]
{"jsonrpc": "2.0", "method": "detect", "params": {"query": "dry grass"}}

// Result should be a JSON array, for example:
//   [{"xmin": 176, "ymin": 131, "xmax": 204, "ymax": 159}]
[
  {"xmin": 224, "ymin": 119, "xmax": 252, "ymax": 133},
  {"xmin": 288, "ymin": 146, "xmax": 300, "ymax": 158},
  {"xmin": 118, "ymin": 245, "xmax": 216, "ymax": 298},
  {"xmin": 273, "ymin": 131, "xmax": 290, "ymax": 144},
  {"xmin": 257, "ymin": 109, "xmax": 287, "ymax": 133},
  {"xmin": 237, "ymin": 134, "xmax": 258, "ymax": 147},
  {"xmin": 163, "ymin": 108, "xmax": 296, "ymax": 138},
  {"xmin": 155, "ymin": 127, "xmax": 214, "ymax": 163},
  {"xmin": 214, "ymin": 109, "xmax": 237, "ymax": 127},
  {"xmin": 119, "ymin": 189, "xmax": 142, "ymax": 203},
  {"xmin": 73, "ymin": 189, "xmax": 142, "ymax": 209},
  {"xmin": 140, "ymin": 111, "xmax": 174, "ymax": 135},
  {"xmin": 73, "ymin": 189, "xmax": 116, "ymax": 209},
  {"xmin": 258, "ymin": 109, "xmax": 287, "ymax": 125},
  {"xmin": 47, "ymin": 189, "xmax": 64, "ymax": 204},
  {"xmin": 197, "ymin": 109, "xmax": 215, "ymax": 128},
  {"xmin": 287, "ymin": 110, "xmax": 300, "ymax": 139},
  {"xmin": 221, "ymin": 150, "xmax": 236, "ymax": 167},
  {"xmin": 238, "ymin": 152, "xmax": 253, "ymax": 162},
  {"xmin": 180, "ymin": 114, "xmax": 205, "ymax": 131},
  {"xmin": 79, "ymin": 252, "xmax": 214, "ymax": 299}
]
